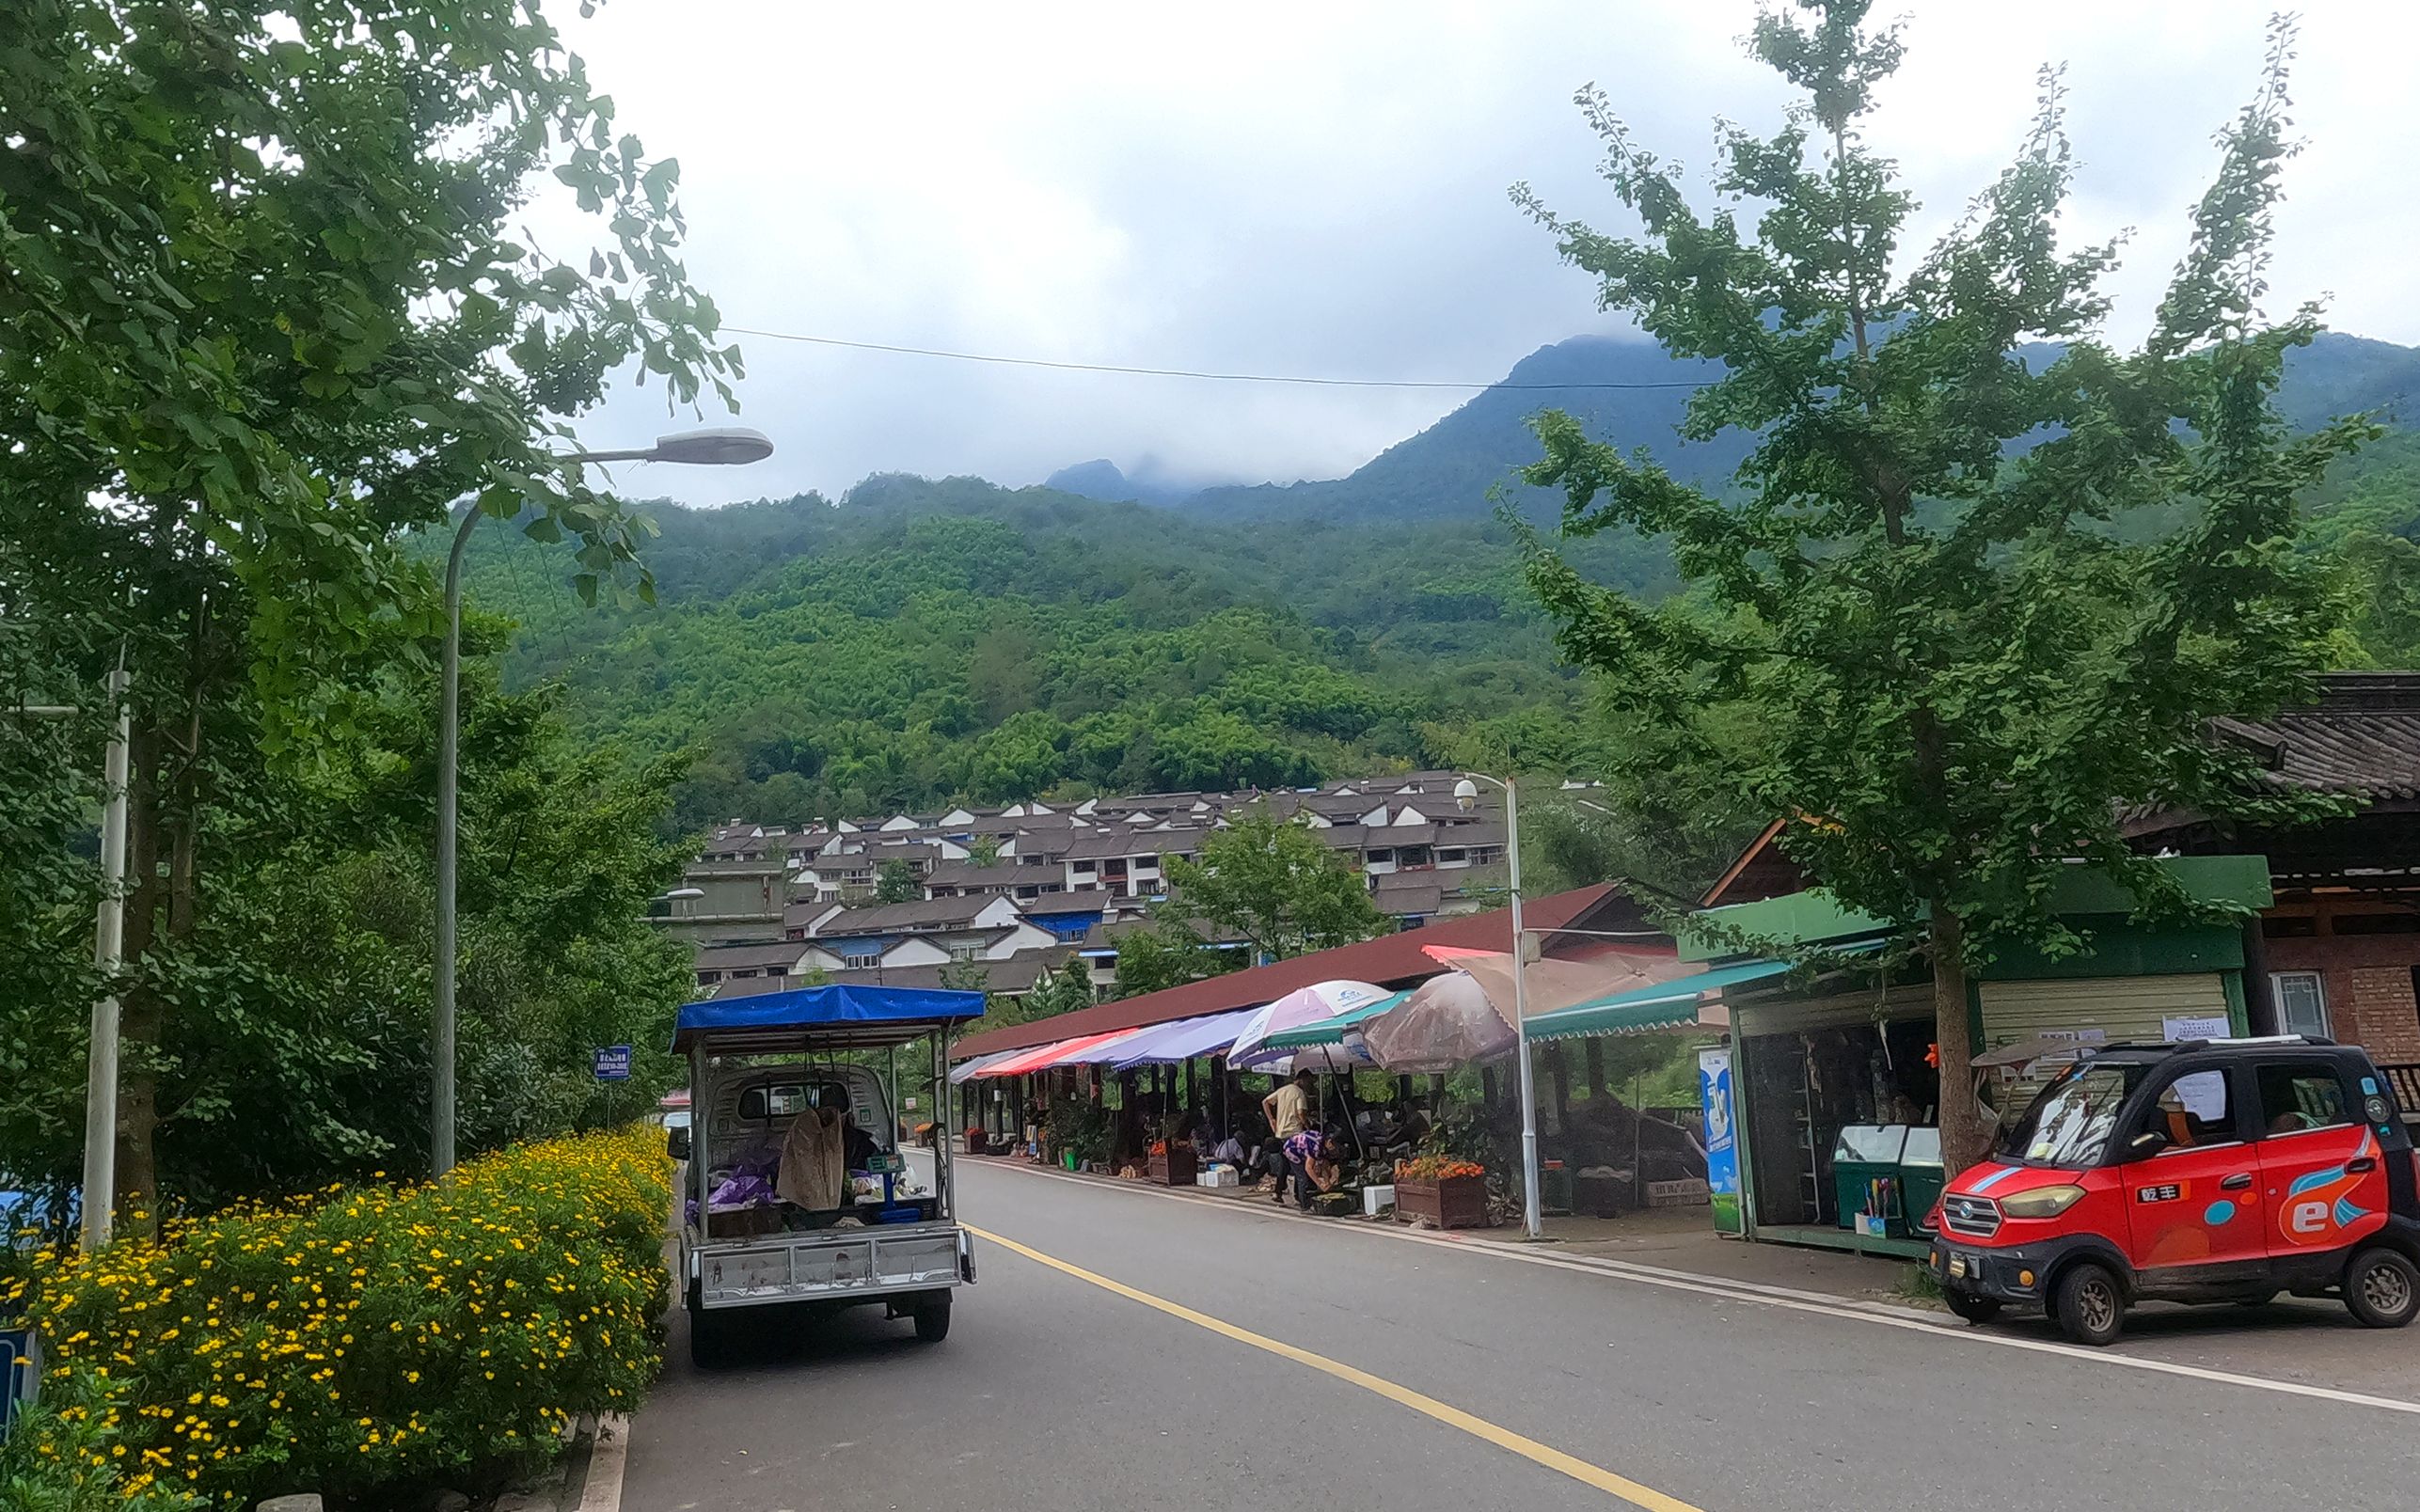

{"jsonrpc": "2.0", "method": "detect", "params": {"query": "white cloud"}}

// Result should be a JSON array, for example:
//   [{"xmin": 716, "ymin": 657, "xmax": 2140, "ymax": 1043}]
[{"xmin": 542, "ymin": 0, "xmax": 2420, "ymax": 505}]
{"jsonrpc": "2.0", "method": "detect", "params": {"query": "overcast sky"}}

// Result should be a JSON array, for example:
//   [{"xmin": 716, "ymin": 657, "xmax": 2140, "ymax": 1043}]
[{"xmin": 545, "ymin": 1, "xmax": 2420, "ymax": 508}]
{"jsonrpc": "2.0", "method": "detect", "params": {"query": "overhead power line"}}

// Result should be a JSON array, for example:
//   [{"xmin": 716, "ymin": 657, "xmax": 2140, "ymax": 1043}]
[{"xmin": 720, "ymin": 325, "xmax": 1715, "ymax": 392}]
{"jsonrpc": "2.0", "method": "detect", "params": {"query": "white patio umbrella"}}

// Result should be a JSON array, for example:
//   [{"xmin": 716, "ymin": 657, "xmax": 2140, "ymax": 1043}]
[{"xmin": 1226, "ymin": 979, "xmax": 1392, "ymax": 1071}]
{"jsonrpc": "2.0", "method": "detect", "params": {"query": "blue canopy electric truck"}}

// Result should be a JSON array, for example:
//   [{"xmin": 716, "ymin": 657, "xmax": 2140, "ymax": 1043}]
[{"xmin": 668, "ymin": 984, "xmax": 985, "ymax": 1365}]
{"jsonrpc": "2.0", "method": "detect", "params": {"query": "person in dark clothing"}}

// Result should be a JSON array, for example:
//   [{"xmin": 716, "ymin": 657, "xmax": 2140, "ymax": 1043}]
[
  {"xmin": 841, "ymin": 1115, "xmax": 880, "ymax": 1171},
  {"xmin": 827, "ymin": 1089, "xmax": 882, "ymax": 1170},
  {"xmin": 1283, "ymin": 1130, "xmax": 1343, "ymax": 1210}
]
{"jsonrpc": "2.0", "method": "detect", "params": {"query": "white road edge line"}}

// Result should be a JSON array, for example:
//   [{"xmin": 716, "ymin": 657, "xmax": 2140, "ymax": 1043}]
[
  {"xmin": 575, "ymin": 1413, "xmax": 630, "ymax": 1512},
  {"xmin": 976, "ymin": 1155, "xmax": 2420, "ymax": 1419}
]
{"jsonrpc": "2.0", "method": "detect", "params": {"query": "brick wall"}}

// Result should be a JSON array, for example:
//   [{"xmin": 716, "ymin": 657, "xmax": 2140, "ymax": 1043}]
[{"xmin": 2263, "ymin": 933, "xmax": 2420, "ymax": 1063}]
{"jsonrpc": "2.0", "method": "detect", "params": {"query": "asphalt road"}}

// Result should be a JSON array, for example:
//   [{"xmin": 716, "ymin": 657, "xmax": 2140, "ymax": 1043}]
[{"xmin": 622, "ymin": 1158, "xmax": 2420, "ymax": 1512}]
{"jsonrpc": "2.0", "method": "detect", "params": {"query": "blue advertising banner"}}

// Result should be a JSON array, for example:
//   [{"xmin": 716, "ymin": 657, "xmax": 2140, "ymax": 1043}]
[
  {"xmin": 1, "ymin": 1327, "xmax": 40, "ymax": 1441},
  {"xmin": 593, "ymin": 1045, "xmax": 633, "ymax": 1081},
  {"xmin": 1700, "ymin": 1047, "xmax": 1742, "ymax": 1235}
]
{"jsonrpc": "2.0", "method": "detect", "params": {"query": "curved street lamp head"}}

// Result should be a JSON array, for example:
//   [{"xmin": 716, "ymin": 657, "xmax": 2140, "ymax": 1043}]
[
  {"xmin": 664, "ymin": 887, "xmax": 706, "ymax": 901},
  {"xmin": 648, "ymin": 427, "xmax": 774, "ymax": 465},
  {"xmin": 1453, "ymin": 777, "xmax": 1479, "ymax": 813}
]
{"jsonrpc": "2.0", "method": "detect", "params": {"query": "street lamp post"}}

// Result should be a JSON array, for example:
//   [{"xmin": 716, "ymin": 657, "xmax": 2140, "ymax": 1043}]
[
  {"xmin": 1455, "ymin": 771, "xmax": 1542, "ymax": 1240},
  {"xmin": 434, "ymin": 428, "xmax": 771, "ymax": 1176}
]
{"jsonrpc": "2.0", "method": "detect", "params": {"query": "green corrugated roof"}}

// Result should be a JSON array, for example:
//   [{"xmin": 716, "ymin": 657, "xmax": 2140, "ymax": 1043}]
[
  {"xmin": 1681, "ymin": 856, "xmax": 2273, "ymax": 962},
  {"xmin": 1522, "ymin": 959, "xmax": 1795, "ymax": 1043}
]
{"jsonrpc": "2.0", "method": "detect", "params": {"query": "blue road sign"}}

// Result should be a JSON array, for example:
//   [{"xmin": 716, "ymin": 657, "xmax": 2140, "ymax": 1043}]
[{"xmin": 593, "ymin": 1045, "xmax": 633, "ymax": 1081}]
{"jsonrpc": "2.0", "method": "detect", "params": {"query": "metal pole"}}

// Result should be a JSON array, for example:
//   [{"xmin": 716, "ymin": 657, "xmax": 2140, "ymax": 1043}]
[
  {"xmin": 1506, "ymin": 774, "xmax": 1543, "ymax": 1240},
  {"xmin": 937, "ymin": 1026, "xmax": 957, "ymax": 1221},
  {"xmin": 79, "ymin": 666, "xmax": 131, "ymax": 1252},
  {"xmin": 434, "ymin": 503, "xmax": 481, "ymax": 1177}
]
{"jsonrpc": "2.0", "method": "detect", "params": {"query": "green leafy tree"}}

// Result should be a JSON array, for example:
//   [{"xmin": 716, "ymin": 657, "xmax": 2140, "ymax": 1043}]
[
  {"xmin": 981, "ymin": 956, "xmax": 1094, "ymax": 1031},
  {"xmin": 1106, "ymin": 917, "xmax": 1229, "ymax": 999},
  {"xmin": 1, "ymin": 0, "xmax": 735, "ymax": 1217},
  {"xmin": 965, "ymin": 833, "xmax": 1005, "ymax": 867},
  {"xmin": 875, "ymin": 858, "xmax": 923, "ymax": 904},
  {"xmin": 1511, "ymin": 4, "xmax": 2362, "ymax": 1168},
  {"xmin": 0, "ymin": 625, "xmax": 696, "ymax": 1202},
  {"xmin": 1161, "ymin": 805, "xmax": 1387, "ymax": 963}
]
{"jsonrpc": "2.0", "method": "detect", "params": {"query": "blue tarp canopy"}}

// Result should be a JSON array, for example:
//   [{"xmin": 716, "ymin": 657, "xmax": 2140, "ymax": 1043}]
[
  {"xmin": 1105, "ymin": 1008, "xmax": 1264, "ymax": 1069},
  {"xmin": 673, "ymin": 983, "xmax": 986, "ymax": 1053}
]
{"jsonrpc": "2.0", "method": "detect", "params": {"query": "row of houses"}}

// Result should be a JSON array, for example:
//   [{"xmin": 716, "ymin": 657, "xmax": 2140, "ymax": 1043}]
[{"xmin": 655, "ymin": 769, "xmax": 1522, "ymax": 1002}]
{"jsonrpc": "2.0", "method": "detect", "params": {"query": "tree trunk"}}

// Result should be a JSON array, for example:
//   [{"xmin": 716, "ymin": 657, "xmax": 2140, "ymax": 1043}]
[
  {"xmin": 1932, "ymin": 906, "xmax": 1987, "ymax": 1174},
  {"xmin": 1546, "ymin": 1044, "xmax": 1571, "ymax": 1134},
  {"xmin": 1582, "ymin": 1039, "xmax": 1606, "ymax": 1099}
]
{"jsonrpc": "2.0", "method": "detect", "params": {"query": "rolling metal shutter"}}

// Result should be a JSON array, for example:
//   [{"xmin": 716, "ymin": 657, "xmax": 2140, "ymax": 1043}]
[
  {"xmin": 1733, "ymin": 983, "xmax": 1934, "ymax": 1036},
  {"xmin": 1978, "ymin": 973, "xmax": 2235, "ymax": 1122}
]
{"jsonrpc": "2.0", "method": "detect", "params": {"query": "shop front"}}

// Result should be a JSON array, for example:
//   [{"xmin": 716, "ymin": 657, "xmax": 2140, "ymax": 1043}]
[
  {"xmin": 1729, "ymin": 982, "xmax": 1942, "ymax": 1257},
  {"xmin": 1697, "ymin": 857, "xmax": 2272, "ymax": 1259}
]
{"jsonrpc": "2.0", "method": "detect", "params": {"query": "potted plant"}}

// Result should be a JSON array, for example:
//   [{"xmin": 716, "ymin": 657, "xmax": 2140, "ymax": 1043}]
[
  {"xmin": 1145, "ymin": 1138, "xmax": 1198, "ymax": 1188},
  {"xmin": 1394, "ymin": 1155, "xmax": 1487, "ymax": 1229}
]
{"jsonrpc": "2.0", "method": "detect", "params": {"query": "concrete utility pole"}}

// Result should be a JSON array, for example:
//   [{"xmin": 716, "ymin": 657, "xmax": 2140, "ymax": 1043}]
[
  {"xmin": 12, "ymin": 660, "xmax": 131, "ymax": 1251},
  {"xmin": 433, "ymin": 429, "xmax": 771, "ymax": 1176},
  {"xmin": 1457, "ymin": 772, "xmax": 1541, "ymax": 1240},
  {"xmin": 82, "ymin": 667, "xmax": 132, "ymax": 1252}
]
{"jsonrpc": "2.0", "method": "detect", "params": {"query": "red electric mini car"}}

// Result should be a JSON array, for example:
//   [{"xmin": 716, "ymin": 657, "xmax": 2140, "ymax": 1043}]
[{"xmin": 1929, "ymin": 1036, "xmax": 2420, "ymax": 1346}]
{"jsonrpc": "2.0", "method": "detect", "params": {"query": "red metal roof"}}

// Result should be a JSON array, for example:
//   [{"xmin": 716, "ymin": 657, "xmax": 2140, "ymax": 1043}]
[{"xmin": 948, "ymin": 883, "xmax": 1629, "ymax": 1061}]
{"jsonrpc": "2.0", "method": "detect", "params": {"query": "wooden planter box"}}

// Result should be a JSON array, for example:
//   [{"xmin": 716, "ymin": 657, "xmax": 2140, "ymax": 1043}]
[
  {"xmin": 1395, "ymin": 1174, "xmax": 1487, "ymax": 1230},
  {"xmin": 1146, "ymin": 1146, "xmax": 1198, "ymax": 1187}
]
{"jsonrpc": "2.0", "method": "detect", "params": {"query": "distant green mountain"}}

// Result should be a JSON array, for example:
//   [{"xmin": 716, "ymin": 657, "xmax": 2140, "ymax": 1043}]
[
  {"xmin": 464, "ymin": 330, "xmax": 2420, "ymax": 826},
  {"xmin": 1052, "ymin": 329, "xmax": 2420, "ymax": 525}
]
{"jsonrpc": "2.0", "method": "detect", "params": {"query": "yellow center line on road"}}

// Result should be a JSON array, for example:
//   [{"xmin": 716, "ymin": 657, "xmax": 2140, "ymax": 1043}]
[{"xmin": 966, "ymin": 1223, "xmax": 1709, "ymax": 1512}]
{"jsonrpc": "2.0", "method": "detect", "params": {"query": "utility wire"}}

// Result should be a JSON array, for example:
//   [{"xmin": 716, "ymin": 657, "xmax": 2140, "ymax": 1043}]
[{"xmin": 720, "ymin": 326, "xmax": 1715, "ymax": 392}]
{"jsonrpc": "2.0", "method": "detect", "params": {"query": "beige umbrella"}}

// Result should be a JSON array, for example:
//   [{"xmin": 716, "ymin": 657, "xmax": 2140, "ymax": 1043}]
[
  {"xmin": 1357, "ymin": 970, "xmax": 1511, "ymax": 1072},
  {"xmin": 1433, "ymin": 947, "xmax": 1696, "ymax": 1029},
  {"xmin": 1360, "ymin": 949, "xmax": 1700, "ymax": 1071}
]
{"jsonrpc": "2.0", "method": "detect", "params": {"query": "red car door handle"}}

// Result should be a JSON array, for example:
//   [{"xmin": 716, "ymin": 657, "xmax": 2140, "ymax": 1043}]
[
  {"xmin": 2349, "ymin": 1158, "xmax": 2378, "ymax": 1173},
  {"xmin": 2220, "ymin": 1173, "xmax": 2254, "ymax": 1190}
]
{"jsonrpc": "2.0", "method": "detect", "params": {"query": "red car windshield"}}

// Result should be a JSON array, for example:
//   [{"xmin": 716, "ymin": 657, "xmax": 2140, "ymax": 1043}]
[{"xmin": 2002, "ymin": 1063, "xmax": 2148, "ymax": 1169}]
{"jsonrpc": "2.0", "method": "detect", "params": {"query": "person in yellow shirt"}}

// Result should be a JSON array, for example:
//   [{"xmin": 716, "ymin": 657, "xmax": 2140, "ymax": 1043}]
[{"xmin": 1260, "ymin": 1068, "xmax": 1318, "ymax": 1205}]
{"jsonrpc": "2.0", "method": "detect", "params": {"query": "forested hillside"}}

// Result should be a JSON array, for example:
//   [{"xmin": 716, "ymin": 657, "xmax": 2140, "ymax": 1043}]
[
  {"xmin": 464, "ymin": 478, "xmax": 1660, "ymax": 828},
  {"xmin": 463, "ymin": 333, "xmax": 2420, "ymax": 828}
]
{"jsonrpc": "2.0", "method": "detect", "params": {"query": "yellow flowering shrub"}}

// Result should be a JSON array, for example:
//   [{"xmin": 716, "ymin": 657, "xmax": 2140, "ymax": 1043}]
[
  {"xmin": 4, "ymin": 1128, "xmax": 670, "ymax": 1509},
  {"xmin": 0, "ymin": 1369, "xmax": 200, "ymax": 1511}
]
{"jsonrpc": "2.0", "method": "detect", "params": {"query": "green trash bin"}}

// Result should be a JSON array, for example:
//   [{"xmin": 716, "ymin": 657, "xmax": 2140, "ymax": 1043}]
[
  {"xmin": 1898, "ymin": 1126, "xmax": 1945, "ymax": 1237},
  {"xmin": 1829, "ymin": 1125, "xmax": 1909, "ymax": 1236},
  {"xmin": 1538, "ymin": 1160, "xmax": 1573, "ymax": 1218}
]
